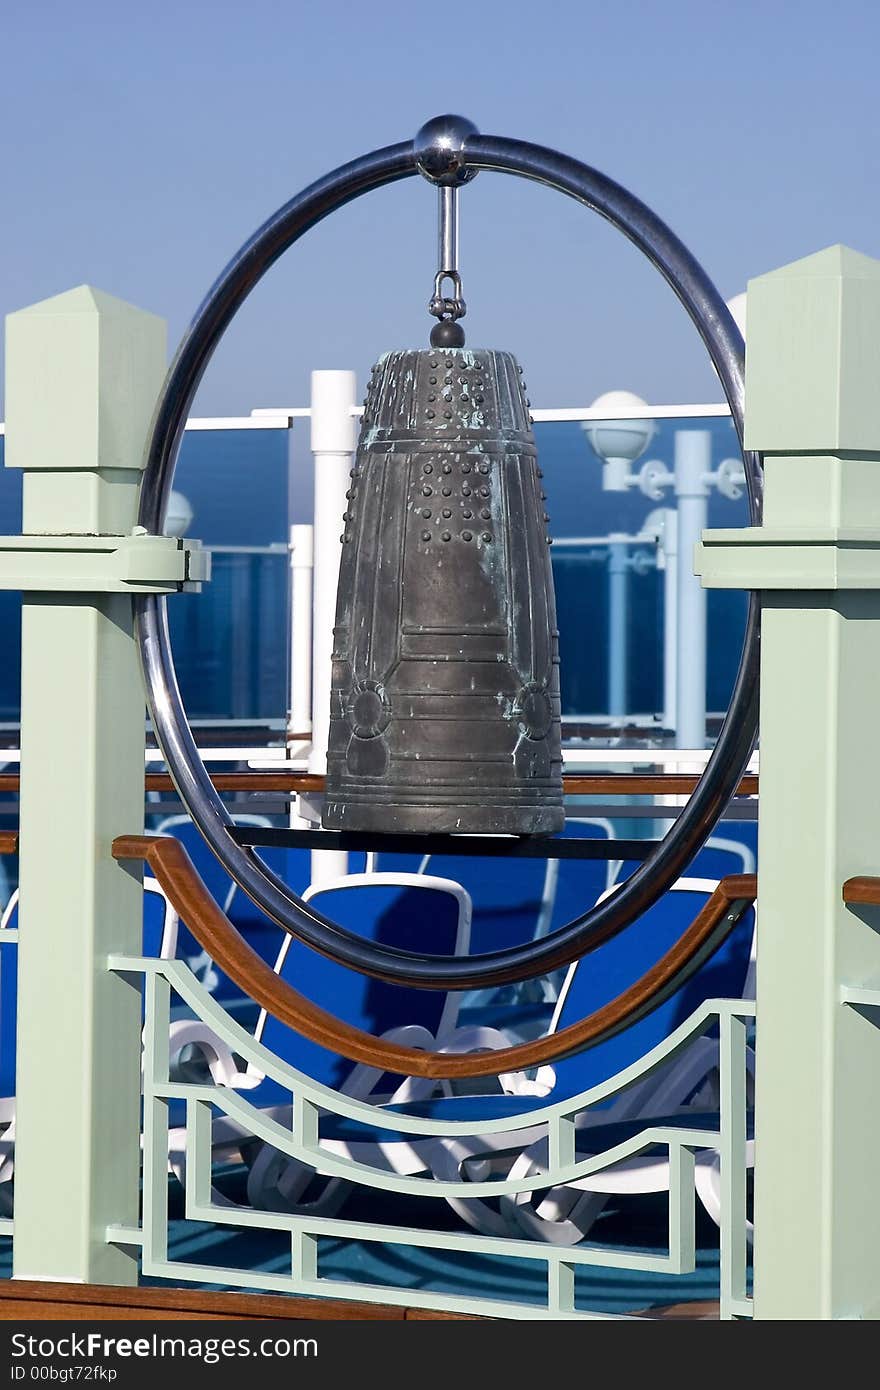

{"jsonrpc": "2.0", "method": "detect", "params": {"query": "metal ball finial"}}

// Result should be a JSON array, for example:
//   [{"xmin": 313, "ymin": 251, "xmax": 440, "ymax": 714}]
[
  {"xmin": 430, "ymin": 318, "xmax": 466, "ymax": 348},
  {"xmin": 414, "ymin": 114, "xmax": 479, "ymax": 185}
]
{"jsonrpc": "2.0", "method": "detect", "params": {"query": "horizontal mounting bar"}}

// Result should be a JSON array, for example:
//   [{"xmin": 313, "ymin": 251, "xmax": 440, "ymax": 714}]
[
  {"xmin": 231, "ymin": 825, "xmax": 659, "ymax": 861},
  {"xmin": 0, "ymin": 533, "xmax": 210, "ymax": 593}
]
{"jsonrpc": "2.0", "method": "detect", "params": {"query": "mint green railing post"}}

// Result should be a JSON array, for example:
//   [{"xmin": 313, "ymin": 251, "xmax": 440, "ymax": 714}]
[
  {"xmin": 0, "ymin": 287, "xmax": 172, "ymax": 1283},
  {"xmin": 696, "ymin": 247, "xmax": 880, "ymax": 1319}
]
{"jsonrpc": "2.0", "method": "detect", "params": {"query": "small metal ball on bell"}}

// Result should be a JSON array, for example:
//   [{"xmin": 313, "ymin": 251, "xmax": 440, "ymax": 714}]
[{"xmin": 430, "ymin": 319, "xmax": 465, "ymax": 349}]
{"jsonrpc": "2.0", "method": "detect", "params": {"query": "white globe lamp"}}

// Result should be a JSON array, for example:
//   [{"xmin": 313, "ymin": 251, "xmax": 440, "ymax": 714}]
[
  {"xmin": 164, "ymin": 489, "xmax": 194, "ymax": 538},
  {"xmin": 582, "ymin": 390, "xmax": 656, "ymax": 491}
]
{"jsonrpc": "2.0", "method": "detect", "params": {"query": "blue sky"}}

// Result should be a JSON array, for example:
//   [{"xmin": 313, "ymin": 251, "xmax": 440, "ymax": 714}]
[{"xmin": 2, "ymin": 0, "xmax": 879, "ymax": 414}]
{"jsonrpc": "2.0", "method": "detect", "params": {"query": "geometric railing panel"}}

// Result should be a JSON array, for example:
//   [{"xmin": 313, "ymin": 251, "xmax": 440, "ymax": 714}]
[{"xmin": 97, "ymin": 956, "xmax": 755, "ymax": 1321}]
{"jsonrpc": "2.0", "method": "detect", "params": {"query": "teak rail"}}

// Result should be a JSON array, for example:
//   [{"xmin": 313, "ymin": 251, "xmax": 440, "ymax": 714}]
[
  {"xmin": 0, "ymin": 771, "xmax": 760, "ymax": 796},
  {"xmin": 113, "ymin": 833, "xmax": 756, "ymax": 1081},
  {"xmin": 3, "ymin": 825, "xmax": 758, "ymax": 1078},
  {"xmin": 842, "ymin": 877, "xmax": 880, "ymax": 905}
]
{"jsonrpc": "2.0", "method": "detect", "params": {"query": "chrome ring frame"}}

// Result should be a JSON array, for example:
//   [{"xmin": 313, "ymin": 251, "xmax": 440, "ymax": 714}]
[{"xmin": 135, "ymin": 132, "xmax": 761, "ymax": 989}]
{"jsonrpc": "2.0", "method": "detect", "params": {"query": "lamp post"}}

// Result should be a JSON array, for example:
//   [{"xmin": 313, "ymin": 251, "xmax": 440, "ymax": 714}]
[
  {"xmin": 582, "ymin": 351, "xmax": 746, "ymax": 750},
  {"xmin": 582, "ymin": 394, "xmax": 656, "ymax": 728},
  {"xmin": 582, "ymin": 393, "xmax": 659, "ymax": 731}
]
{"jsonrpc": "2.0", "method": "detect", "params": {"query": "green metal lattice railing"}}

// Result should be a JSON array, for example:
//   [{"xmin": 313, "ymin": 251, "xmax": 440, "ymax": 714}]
[{"xmin": 95, "ymin": 953, "xmax": 755, "ymax": 1320}]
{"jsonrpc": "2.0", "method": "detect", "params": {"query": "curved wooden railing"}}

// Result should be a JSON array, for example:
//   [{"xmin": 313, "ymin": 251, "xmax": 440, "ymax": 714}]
[
  {"xmin": 113, "ymin": 833, "xmax": 756, "ymax": 1081},
  {"xmin": 0, "ymin": 771, "xmax": 759, "ymax": 796},
  {"xmin": 842, "ymin": 877, "xmax": 880, "ymax": 905}
]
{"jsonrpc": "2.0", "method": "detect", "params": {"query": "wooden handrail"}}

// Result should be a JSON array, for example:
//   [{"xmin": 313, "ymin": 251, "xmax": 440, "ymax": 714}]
[
  {"xmin": 0, "ymin": 832, "xmax": 16, "ymax": 855},
  {"xmin": 0, "ymin": 771, "xmax": 759, "ymax": 796},
  {"xmin": 842, "ymin": 877, "xmax": 880, "ymax": 905},
  {"xmin": 0, "ymin": 1278, "xmax": 415, "ymax": 1320},
  {"xmin": 563, "ymin": 774, "xmax": 756, "ymax": 795},
  {"xmin": 113, "ymin": 833, "xmax": 756, "ymax": 1080}
]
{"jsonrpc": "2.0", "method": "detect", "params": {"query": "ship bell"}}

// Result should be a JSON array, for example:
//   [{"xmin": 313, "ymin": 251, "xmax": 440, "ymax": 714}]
[{"xmin": 323, "ymin": 347, "xmax": 563, "ymax": 836}]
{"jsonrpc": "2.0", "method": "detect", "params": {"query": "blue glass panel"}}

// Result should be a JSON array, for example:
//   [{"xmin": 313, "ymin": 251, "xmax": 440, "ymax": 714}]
[
  {"xmin": 169, "ymin": 551, "xmax": 288, "ymax": 721},
  {"xmin": 0, "ymin": 429, "xmax": 291, "ymax": 725},
  {"xmin": 175, "ymin": 429, "xmax": 290, "ymax": 546},
  {"xmin": 0, "ymin": 418, "xmax": 751, "ymax": 727},
  {"xmin": 536, "ymin": 417, "xmax": 749, "ymax": 720}
]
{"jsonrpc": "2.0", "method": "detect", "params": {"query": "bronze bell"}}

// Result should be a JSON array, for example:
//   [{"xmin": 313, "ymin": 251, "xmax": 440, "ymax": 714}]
[{"xmin": 323, "ymin": 347, "xmax": 563, "ymax": 836}]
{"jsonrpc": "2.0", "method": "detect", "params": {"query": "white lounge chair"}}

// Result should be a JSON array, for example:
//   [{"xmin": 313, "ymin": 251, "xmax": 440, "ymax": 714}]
[{"xmin": 425, "ymin": 875, "xmax": 757, "ymax": 1244}]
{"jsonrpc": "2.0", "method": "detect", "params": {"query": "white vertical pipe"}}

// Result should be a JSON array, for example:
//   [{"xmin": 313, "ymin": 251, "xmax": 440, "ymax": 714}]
[
  {"xmin": 288, "ymin": 523, "xmax": 313, "ymax": 742},
  {"xmin": 662, "ymin": 507, "xmax": 678, "ymax": 734},
  {"xmin": 309, "ymin": 370, "xmax": 355, "ymax": 883},
  {"xmin": 654, "ymin": 507, "xmax": 681, "ymax": 833},
  {"xmin": 607, "ymin": 536, "xmax": 629, "ymax": 723},
  {"xmin": 288, "ymin": 523, "xmax": 314, "ymax": 832},
  {"xmin": 674, "ymin": 430, "xmax": 710, "ymax": 754}
]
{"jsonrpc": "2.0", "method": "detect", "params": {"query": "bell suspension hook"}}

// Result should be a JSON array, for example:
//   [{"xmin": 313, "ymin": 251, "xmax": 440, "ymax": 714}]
[{"xmin": 428, "ymin": 184, "xmax": 467, "ymax": 348}]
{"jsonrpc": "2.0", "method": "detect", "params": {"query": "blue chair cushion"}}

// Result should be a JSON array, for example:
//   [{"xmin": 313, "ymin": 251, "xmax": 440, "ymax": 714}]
[
  {"xmin": 550, "ymin": 891, "xmax": 755, "ymax": 1101},
  {"xmin": 260, "ymin": 882, "xmax": 462, "ymax": 1093}
]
